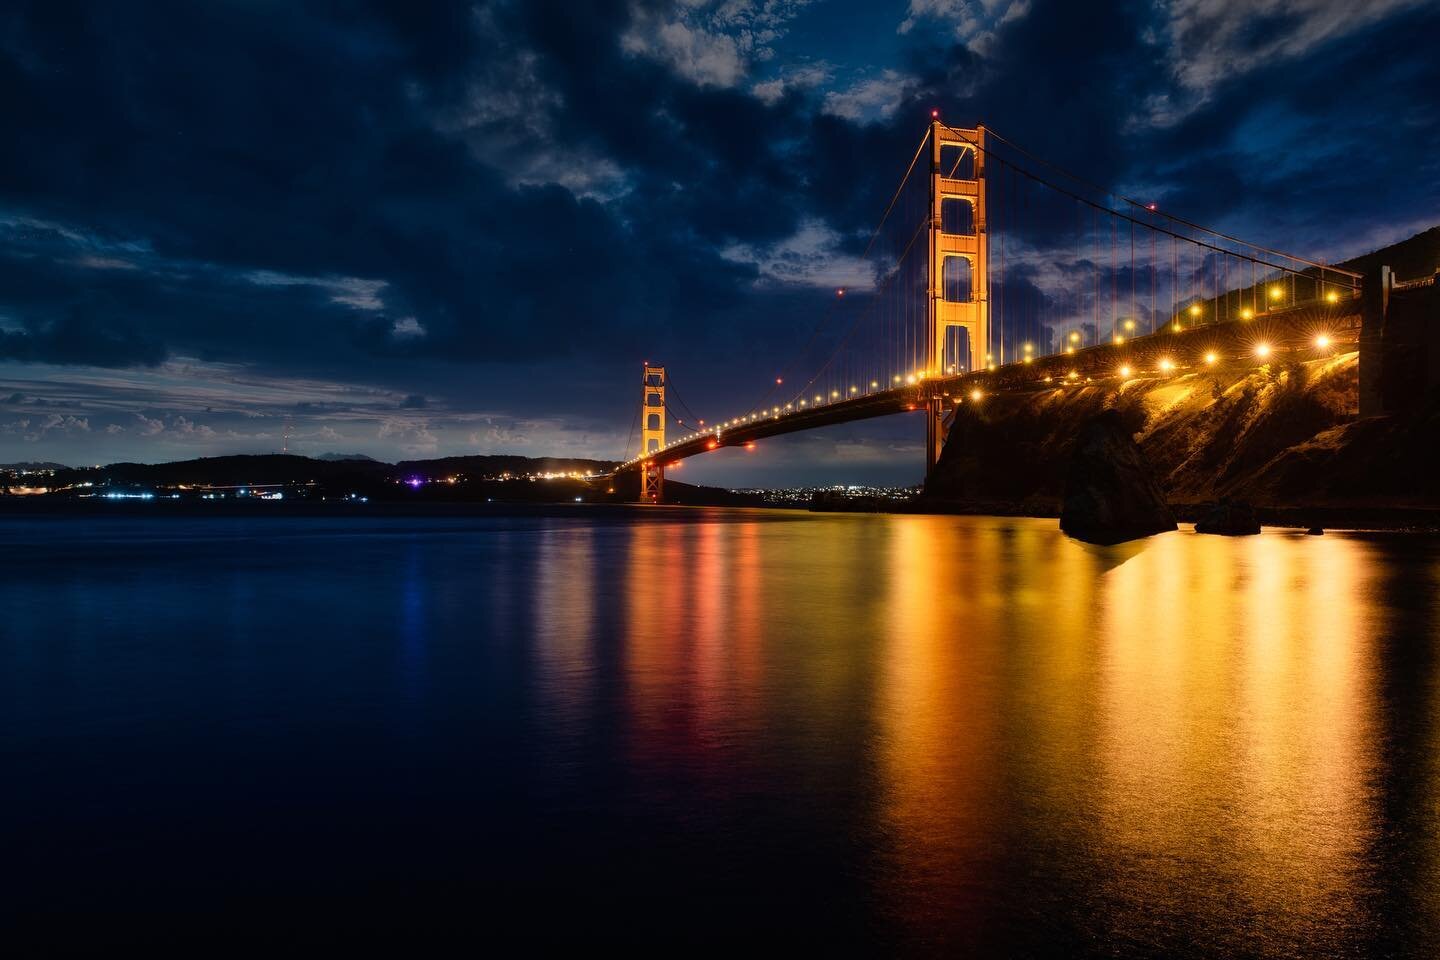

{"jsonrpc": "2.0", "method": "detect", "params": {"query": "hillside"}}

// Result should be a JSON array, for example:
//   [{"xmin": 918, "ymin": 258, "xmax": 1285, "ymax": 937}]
[{"xmin": 923, "ymin": 351, "xmax": 1440, "ymax": 511}]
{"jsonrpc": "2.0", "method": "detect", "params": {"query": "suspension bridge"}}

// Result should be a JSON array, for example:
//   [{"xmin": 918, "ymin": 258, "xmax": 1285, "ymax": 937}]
[{"xmin": 615, "ymin": 117, "xmax": 1363, "ymax": 502}]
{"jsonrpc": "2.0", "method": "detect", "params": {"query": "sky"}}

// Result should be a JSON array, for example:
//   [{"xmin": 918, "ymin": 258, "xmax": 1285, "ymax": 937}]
[{"xmin": 2, "ymin": 0, "xmax": 1437, "ymax": 484}]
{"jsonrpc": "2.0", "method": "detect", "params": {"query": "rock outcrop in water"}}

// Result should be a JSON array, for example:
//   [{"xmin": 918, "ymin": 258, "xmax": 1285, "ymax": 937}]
[
  {"xmin": 1194, "ymin": 500, "xmax": 1262, "ymax": 535},
  {"xmin": 1059, "ymin": 411, "xmax": 1177, "ymax": 544}
]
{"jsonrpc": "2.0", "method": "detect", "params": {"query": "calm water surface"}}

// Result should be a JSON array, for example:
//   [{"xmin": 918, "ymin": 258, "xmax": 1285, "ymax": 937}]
[{"xmin": 4, "ymin": 509, "xmax": 1440, "ymax": 954}]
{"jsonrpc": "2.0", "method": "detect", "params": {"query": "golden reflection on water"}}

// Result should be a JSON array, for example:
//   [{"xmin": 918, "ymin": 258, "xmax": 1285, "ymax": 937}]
[{"xmin": 540, "ymin": 511, "xmax": 1439, "ymax": 951}]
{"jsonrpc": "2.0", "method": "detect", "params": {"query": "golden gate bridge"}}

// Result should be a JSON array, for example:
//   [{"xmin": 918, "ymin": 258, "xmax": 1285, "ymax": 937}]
[{"xmin": 616, "ymin": 117, "xmax": 1362, "ymax": 502}]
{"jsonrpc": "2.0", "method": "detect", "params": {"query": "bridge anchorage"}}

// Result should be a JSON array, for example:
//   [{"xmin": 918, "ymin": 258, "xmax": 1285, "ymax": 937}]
[{"xmin": 615, "ymin": 117, "xmax": 1364, "ymax": 503}]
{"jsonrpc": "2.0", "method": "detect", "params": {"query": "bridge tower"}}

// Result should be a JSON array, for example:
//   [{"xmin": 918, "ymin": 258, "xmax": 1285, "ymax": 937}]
[
  {"xmin": 926, "ymin": 121, "xmax": 988, "ymax": 473},
  {"xmin": 639, "ymin": 363, "xmax": 666, "ymax": 502}
]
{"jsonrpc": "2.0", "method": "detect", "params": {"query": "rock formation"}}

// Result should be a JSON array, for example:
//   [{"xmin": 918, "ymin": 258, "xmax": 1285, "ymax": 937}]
[{"xmin": 1060, "ymin": 411, "xmax": 1177, "ymax": 544}]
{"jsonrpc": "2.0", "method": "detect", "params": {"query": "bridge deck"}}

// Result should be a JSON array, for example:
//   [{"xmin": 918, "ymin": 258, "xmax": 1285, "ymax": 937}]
[{"xmin": 616, "ymin": 299, "xmax": 1361, "ymax": 475}]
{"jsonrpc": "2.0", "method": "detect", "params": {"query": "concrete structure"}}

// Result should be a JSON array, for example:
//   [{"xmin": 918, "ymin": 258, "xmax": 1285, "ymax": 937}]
[{"xmin": 927, "ymin": 122, "xmax": 988, "ymax": 471}]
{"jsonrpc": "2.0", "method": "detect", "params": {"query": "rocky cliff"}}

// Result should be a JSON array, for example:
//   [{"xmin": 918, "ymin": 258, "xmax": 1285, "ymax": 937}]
[{"xmin": 923, "ymin": 351, "xmax": 1440, "ymax": 512}]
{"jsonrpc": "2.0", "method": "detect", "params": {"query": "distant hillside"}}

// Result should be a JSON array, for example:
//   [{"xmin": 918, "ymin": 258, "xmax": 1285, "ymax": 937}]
[
  {"xmin": 0, "ymin": 461, "xmax": 69, "ymax": 472},
  {"xmin": 315, "ymin": 452, "xmax": 384, "ymax": 463},
  {"xmin": 394, "ymin": 454, "xmax": 617, "ymax": 478},
  {"xmin": 1339, "ymin": 225, "xmax": 1440, "ymax": 283}
]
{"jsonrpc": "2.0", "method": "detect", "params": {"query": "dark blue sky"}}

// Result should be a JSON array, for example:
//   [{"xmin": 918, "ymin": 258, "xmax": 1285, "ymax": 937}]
[{"xmin": 2, "ymin": 0, "xmax": 1436, "ymax": 483}]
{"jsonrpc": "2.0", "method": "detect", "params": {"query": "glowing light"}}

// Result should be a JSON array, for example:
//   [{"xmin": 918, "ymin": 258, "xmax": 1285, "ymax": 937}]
[
  {"xmin": 1065, "ymin": 346, "xmax": 1075, "ymax": 355},
  {"xmin": 849, "ymin": 385, "xmax": 858, "ymax": 394},
  {"xmin": 1113, "ymin": 334, "xmax": 1125, "ymax": 345},
  {"xmin": 1255, "ymin": 342, "xmax": 1272, "ymax": 358},
  {"xmin": 775, "ymin": 377, "xmax": 783, "ymax": 384},
  {"xmin": 1240, "ymin": 308, "xmax": 1254, "ymax": 320},
  {"xmin": 1205, "ymin": 351, "xmax": 1218, "ymax": 365},
  {"xmin": 931, "ymin": 108, "xmax": 939, "ymax": 119},
  {"xmin": 815, "ymin": 395, "xmax": 822, "ymax": 403},
  {"xmin": 1326, "ymin": 290, "xmax": 1339, "ymax": 303},
  {"xmin": 1069, "ymin": 331, "xmax": 1080, "ymax": 342},
  {"xmin": 836, "ymin": 288, "xmax": 845, "ymax": 297},
  {"xmin": 1119, "ymin": 364, "xmax": 1132, "ymax": 377},
  {"xmin": 1173, "ymin": 322, "xmax": 1183, "ymax": 332},
  {"xmin": 1189, "ymin": 304, "xmax": 1202, "ymax": 317},
  {"xmin": 870, "ymin": 380, "xmax": 878, "ymax": 388},
  {"xmin": 969, "ymin": 388, "xmax": 983, "ymax": 402},
  {"xmin": 1159, "ymin": 358, "xmax": 1175, "ymax": 372},
  {"xmin": 987, "ymin": 364, "xmax": 995, "ymax": 372},
  {"xmin": 745, "ymin": 442, "xmax": 757, "ymax": 451},
  {"xmin": 1315, "ymin": 334, "xmax": 1331, "ymax": 349},
  {"xmin": 1124, "ymin": 319, "xmax": 1136, "ymax": 332},
  {"xmin": 1023, "ymin": 356, "xmax": 1032, "ymax": 364},
  {"xmin": 893, "ymin": 375, "xmax": 902, "ymax": 383},
  {"xmin": 1023, "ymin": 342, "xmax": 1033, "ymax": 352},
  {"xmin": 1146, "ymin": 202, "xmax": 1157, "ymax": 211},
  {"xmin": 905, "ymin": 374, "xmax": 917, "ymax": 385},
  {"xmin": 1067, "ymin": 370, "xmax": 1078, "ymax": 380},
  {"xmin": 1269, "ymin": 285, "xmax": 1283, "ymax": 300},
  {"xmin": 830, "ymin": 390, "xmax": 839, "ymax": 398}
]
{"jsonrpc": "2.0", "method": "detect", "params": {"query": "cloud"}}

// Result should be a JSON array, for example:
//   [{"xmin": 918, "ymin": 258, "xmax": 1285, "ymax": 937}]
[
  {"xmin": 377, "ymin": 417, "xmax": 439, "ymax": 454},
  {"xmin": 821, "ymin": 70, "xmax": 917, "ymax": 123},
  {"xmin": 1149, "ymin": 0, "xmax": 1427, "ymax": 122},
  {"xmin": 620, "ymin": 1, "xmax": 813, "ymax": 88}
]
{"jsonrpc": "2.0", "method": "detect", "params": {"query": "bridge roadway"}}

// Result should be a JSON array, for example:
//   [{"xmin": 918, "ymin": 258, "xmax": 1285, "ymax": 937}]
[{"xmin": 615, "ymin": 298, "xmax": 1362, "ymax": 477}]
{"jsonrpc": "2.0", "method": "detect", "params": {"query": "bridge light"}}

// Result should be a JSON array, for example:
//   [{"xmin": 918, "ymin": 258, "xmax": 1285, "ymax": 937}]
[
  {"xmin": 1067, "ymin": 370, "xmax": 1078, "ymax": 380},
  {"xmin": 870, "ymin": 380, "xmax": 878, "ymax": 389},
  {"xmin": 1255, "ymin": 342, "xmax": 1272, "ymax": 358},
  {"xmin": 1172, "ymin": 322, "xmax": 1183, "ymax": 332},
  {"xmin": 987, "ymin": 364, "xmax": 995, "ymax": 372},
  {"xmin": 1240, "ymin": 308, "xmax": 1254, "ymax": 320},
  {"xmin": 1119, "ymin": 364, "xmax": 1132, "ymax": 377},
  {"xmin": 836, "ymin": 288, "xmax": 845, "ymax": 297},
  {"xmin": 706, "ymin": 440, "xmax": 718, "ymax": 450},
  {"xmin": 1023, "ymin": 356, "xmax": 1032, "ymax": 364},
  {"xmin": 1189, "ymin": 304, "xmax": 1202, "ymax": 317},
  {"xmin": 905, "ymin": 374, "xmax": 917, "ymax": 385},
  {"xmin": 1146, "ymin": 202, "xmax": 1157, "ymax": 211},
  {"xmin": 931, "ymin": 108, "xmax": 939, "ymax": 119},
  {"xmin": 893, "ymin": 375, "xmax": 902, "ymax": 383},
  {"xmin": 1113, "ymin": 334, "xmax": 1125, "ymax": 345},
  {"xmin": 1269, "ymin": 285, "xmax": 1283, "ymax": 301},
  {"xmin": 830, "ymin": 390, "xmax": 839, "ymax": 398},
  {"xmin": 1023, "ymin": 342, "xmax": 1033, "ymax": 352},
  {"xmin": 1325, "ymin": 290, "xmax": 1339, "ymax": 303},
  {"xmin": 745, "ymin": 442, "xmax": 757, "ymax": 451},
  {"xmin": 1124, "ymin": 319, "xmax": 1136, "ymax": 332},
  {"xmin": 1069, "ymin": 331, "xmax": 1080, "ymax": 343},
  {"xmin": 1159, "ymin": 358, "xmax": 1175, "ymax": 372},
  {"xmin": 1205, "ymin": 351, "xmax": 1218, "ymax": 365},
  {"xmin": 1065, "ymin": 346, "xmax": 1075, "ymax": 355},
  {"xmin": 815, "ymin": 395, "xmax": 822, "ymax": 403},
  {"xmin": 969, "ymin": 388, "xmax": 983, "ymax": 402},
  {"xmin": 1315, "ymin": 334, "xmax": 1331, "ymax": 349},
  {"xmin": 799, "ymin": 400, "xmax": 806, "ymax": 407},
  {"xmin": 775, "ymin": 377, "xmax": 783, "ymax": 384},
  {"xmin": 849, "ymin": 385, "xmax": 858, "ymax": 394}
]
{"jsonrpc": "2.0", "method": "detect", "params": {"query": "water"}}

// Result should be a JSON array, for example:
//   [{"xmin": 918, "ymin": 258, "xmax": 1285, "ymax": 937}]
[{"xmin": 4, "ymin": 508, "xmax": 1440, "ymax": 954}]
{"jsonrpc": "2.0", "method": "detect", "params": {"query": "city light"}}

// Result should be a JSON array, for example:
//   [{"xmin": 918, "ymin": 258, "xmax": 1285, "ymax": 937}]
[
  {"xmin": 1159, "ymin": 358, "xmax": 1175, "ymax": 372},
  {"xmin": 1119, "ymin": 364, "xmax": 1132, "ymax": 377},
  {"xmin": 1315, "ymin": 334, "xmax": 1331, "ymax": 349},
  {"xmin": 1255, "ymin": 342, "xmax": 1272, "ymax": 358},
  {"xmin": 1205, "ymin": 351, "xmax": 1218, "ymax": 364}
]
